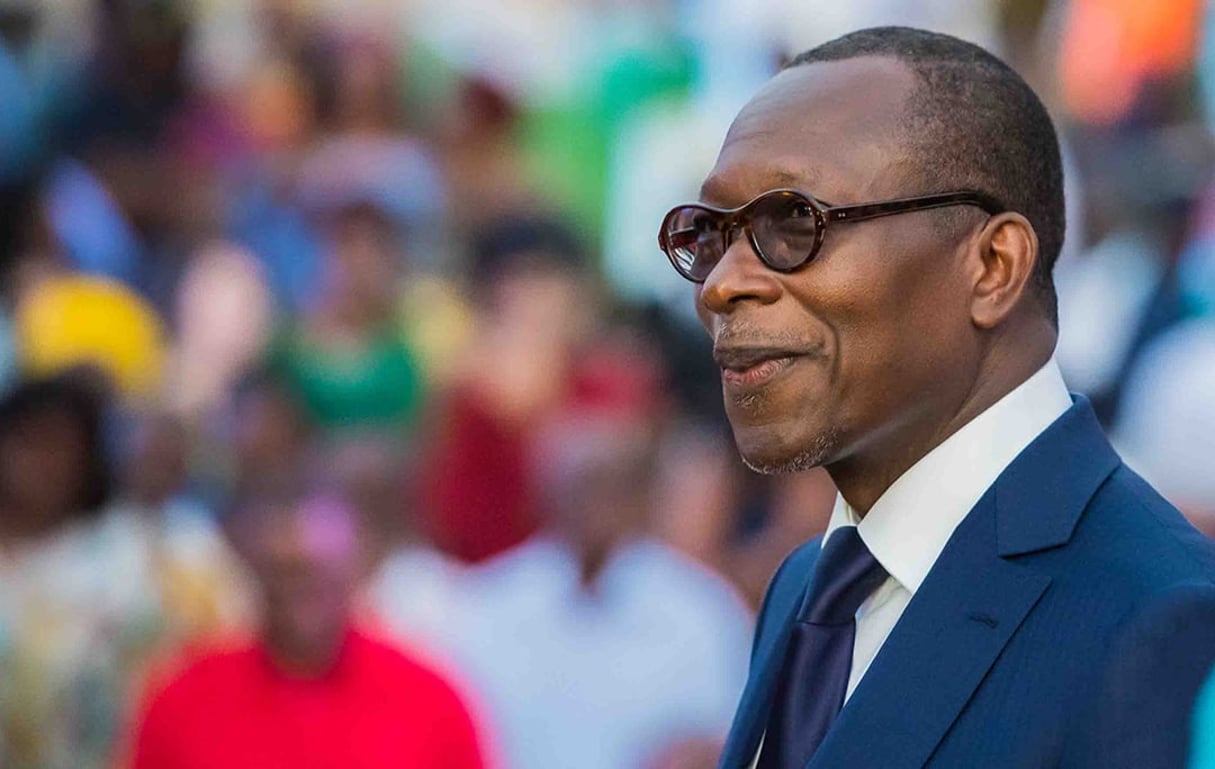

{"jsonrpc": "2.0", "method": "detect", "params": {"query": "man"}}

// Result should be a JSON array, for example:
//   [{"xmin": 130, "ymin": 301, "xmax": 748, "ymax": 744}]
[
  {"xmin": 655, "ymin": 27, "xmax": 1215, "ymax": 769},
  {"xmin": 128, "ymin": 450, "xmax": 488, "ymax": 769},
  {"xmin": 427, "ymin": 393, "xmax": 752, "ymax": 769}
]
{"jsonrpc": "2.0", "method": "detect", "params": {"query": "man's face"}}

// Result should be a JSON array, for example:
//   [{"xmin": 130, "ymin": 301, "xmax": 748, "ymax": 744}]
[
  {"xmin": 236, "ymin": 489, "xmax": 363, "ymax": 669},
  {"xmin": 695, "ymin": 58, "xmax": 980, "ymax": 474},
  {"xmin": 541, "ymin": 420, "xmax": 654, "ymax": 559}
]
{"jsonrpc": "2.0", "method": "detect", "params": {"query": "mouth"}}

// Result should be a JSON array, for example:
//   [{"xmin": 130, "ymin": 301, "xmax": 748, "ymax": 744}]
[{"xmin": 714, "ymin": 346, "xmax": 809, "ymax": 389}]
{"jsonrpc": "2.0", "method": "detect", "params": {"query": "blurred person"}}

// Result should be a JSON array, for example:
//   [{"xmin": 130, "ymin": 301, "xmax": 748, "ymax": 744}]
[
  {"xmin": 128, "ymin": 451, "xmax": 489, "ymax": 769},
  {"xmin": 294, "ymin": 26, "xmax": 447, "ymax": 271},
  {"xmin": 1114, "ymin": 319, "xmax": 1215, "ymax": 536},
  {"xmin": 42, "ymin": 0, "xmax": 212, "ymax": 314},
  {"xmin": 307, "ymin": 26, "xmax": 403, "ymax": 137},
  {"xmin": 1053, "ymin": 205, "xmax": 1173, "ymax": 416},
  {"xmin": 67, "ymin": 0, "xmax": 191, "ymax": 150},
  {"xmin": 98, "ymin": 410, "xmax": 252, "ymax": 655},
  {"xmin": 420, "ymin": 214, "xmax": 596, "ymax": 563},
  {"xmin": 1051, "ymin": 0, "xmax": 1210, "ymax": 428},
  {"xmin": 1054, "ymin": 143, "xmax": 1206, "ymax": 423},
  {"xmin": 184, "ymin": 3, "xmax": 329, "ymax": 315},
  {"xmin": 717, "ymin": 467, "xmax": 837, "ymax": 612},
  {"xmin": 166, "ymin": 242, "xmax": 274, "ymax": 418},
  {"xmin": 435, "ymin": 75, "xmax": 537, "ymax": 232},
  {"xmin": 328, "ymin": 435, "xmax": 413, "ymax": 570},
  {"xmin": 444, "ymin": 406, "xmax": 751, "ymax": 769},
  {"xmin": 655, "ymin": 26, "xmax": 1215, "ymax": 769},
  {"xmin": 0, "ymin": 368, "xmax": 123, "ymax": 769},
  {"xmin": 224, "ymin": 367, "xmax": 314, "ymax": 483},
  {"xmin": 265, "ymin": 199, "xmax": 426, "ymax": 435},
  {"xmin": 647, "ymin": 415, "xmax": 836, "ymax": 611},
  {"xmin": 362, "ymin": 435, "xmax": 474, "ymax": 655}
]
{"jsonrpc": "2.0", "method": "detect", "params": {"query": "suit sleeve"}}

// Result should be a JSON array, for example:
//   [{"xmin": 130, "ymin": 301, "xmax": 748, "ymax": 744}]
[{"xmin": 1067, "ymin": 582, "xmax": 1215, "ymax": 769}]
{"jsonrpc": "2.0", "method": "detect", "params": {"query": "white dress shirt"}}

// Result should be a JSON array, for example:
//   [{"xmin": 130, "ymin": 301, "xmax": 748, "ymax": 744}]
[{"xmin": 750, "ymin": 358, "xmax": 1071, "ymax": 767}]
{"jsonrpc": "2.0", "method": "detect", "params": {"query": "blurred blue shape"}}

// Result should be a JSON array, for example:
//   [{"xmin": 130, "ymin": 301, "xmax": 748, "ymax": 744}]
[
  {"xmin": 1193, "ymin": 664, "xmax": 1215, "ymax": 768},
  {"xmin": 1179, "ymin": 235, "xmax": 1215, "ymax": 320},
  {"xmin": 0, "ymin": 311, "xmax": 17, "ymax": 397},
  {"xmin": 226, "ymin": 175, "xmax": 323, "ymax": 313},
  {"xmin": 44, "ymin": 159, "xmax": 142, "ymax": 285},
  {"xmin": 0, "ymin": 41, "xmax": 40, "ymax": 182}
]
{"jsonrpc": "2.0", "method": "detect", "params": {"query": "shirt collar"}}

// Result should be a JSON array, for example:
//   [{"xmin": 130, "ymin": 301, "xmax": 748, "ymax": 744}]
[{"xmin": 823, "ymin": 357, "xmax": 1072, "ymax": 595}]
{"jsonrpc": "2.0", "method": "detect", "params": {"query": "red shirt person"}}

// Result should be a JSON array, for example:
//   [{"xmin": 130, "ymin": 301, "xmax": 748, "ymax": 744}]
[{"xmin": 130, "ymin": 459, "xmax": 488, "ymax": 769}]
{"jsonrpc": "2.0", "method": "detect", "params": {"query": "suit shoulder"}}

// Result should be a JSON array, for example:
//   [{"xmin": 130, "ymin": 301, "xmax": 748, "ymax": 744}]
[{"xmin": 1073, "ymin": 463, "xmax": 1215, "ymax": 592}]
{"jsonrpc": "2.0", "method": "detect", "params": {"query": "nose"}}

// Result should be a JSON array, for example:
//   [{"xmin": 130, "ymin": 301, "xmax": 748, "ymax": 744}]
[{"xmin": 697, "ymin": 231, "xmax": 783, "ymax": 316}]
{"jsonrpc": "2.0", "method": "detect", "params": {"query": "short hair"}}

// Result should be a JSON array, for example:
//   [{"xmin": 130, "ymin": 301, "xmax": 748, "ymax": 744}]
[
  {"xmin": 467, "ymin": 214, "xmax": 588, "ymax": 290},
  {"xmin": 787, "ymin": 26, "xmax": 1065, "ymax": 324}
]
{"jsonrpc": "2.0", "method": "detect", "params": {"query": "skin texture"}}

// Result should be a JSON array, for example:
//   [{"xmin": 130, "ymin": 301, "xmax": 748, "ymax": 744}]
[{"xmin": 695, "ymin": 57, "xmax": 1057, "ymax": 515}]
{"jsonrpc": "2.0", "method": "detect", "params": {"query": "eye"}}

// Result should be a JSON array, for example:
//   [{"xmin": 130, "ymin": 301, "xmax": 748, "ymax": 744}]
[
  {"xmin": 788, "ymin": 201, "xmax": 813, "ymax": 219},
  {"xmin": 692, "ymin": 213, "xmax": 720, "ymax": 233}
]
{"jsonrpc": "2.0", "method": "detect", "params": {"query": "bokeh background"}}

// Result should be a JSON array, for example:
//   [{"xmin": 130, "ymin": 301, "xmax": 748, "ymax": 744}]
[{"xmin": 1, "ymin": 1, "xmax": 1214, "ymax": 768}]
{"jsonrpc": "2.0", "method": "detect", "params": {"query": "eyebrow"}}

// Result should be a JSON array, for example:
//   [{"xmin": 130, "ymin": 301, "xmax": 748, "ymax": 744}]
[{"xmin": 698, "ymin": 167, "xmax": 820, "ymax": 205}]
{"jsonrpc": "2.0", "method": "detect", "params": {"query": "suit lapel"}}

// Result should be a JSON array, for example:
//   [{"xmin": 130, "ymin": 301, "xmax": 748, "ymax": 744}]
[
  {"xmin": 807, "ymin": 489, "xmax": 1050, "ymax": 769},
  {"xmin": 808, "ymin": 397, "xmax": 1119, "ymax": 769}
]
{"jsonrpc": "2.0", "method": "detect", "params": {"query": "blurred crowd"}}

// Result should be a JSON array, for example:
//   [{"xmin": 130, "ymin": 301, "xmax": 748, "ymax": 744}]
[{"xmin": 0, "ymin": 0, "xmax": 1214, "ymax": 768}]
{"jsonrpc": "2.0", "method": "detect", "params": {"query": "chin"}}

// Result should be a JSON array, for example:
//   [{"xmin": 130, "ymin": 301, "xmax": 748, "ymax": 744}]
[{"xmin": 733, "ymin": 423, "xmax": 840, "ymax": 475}]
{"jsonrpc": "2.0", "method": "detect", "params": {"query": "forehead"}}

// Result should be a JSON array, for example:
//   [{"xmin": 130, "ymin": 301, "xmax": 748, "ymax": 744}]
[{"xmin": 700, "ymin": 57, "xmax": 918, "ymax": 206}]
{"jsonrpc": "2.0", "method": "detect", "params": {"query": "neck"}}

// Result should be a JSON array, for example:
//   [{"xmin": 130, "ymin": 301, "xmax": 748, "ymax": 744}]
[
  {"xmin": 827, "ymin": 334, "xmax": 1054, "ymax": 516},
  {"xmin": 0, "ymin": 505, "xmax": 70, "ymax": 544},
  {"xmin": 263, "ymin": 623, "xmax": 350, "ymax": 679},
  {"xmin": 572, "ymin": 530, "xmax": 637, "ymax": 592}
]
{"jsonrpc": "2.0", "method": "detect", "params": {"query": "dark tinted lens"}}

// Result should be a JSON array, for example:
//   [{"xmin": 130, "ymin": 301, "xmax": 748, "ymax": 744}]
[
  {"xmin": 664, "ymin": 206, "xmax": 724, "ymax": 282},
  {"xmin": 750, "ymin": 192, "xmax": 819, "ymax": 270}
]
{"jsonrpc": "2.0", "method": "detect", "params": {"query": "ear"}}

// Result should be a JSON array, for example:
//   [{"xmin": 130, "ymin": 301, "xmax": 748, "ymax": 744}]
[{"xmin": 970, "ymin": 212, "xmax": 1038, "ymax": 330}]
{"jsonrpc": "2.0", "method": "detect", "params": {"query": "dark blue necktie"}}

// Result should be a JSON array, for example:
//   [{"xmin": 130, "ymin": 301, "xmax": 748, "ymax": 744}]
[{"xmin": 757, "ymin": 526, "xmax": 889, "ymax": 769}]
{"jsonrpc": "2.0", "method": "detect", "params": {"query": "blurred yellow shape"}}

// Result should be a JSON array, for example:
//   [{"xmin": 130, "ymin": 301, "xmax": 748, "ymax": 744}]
[{"xmin": 16, "ymin": 274, "xmax": 167, "ymax": 401}]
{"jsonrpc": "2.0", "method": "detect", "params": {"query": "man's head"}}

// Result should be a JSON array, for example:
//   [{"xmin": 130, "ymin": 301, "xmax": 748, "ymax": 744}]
[
  {"xmin": 0, "ymin": 369, "xmax": 111, "ymax": 535},
  {"xmin": 468, "ymin": 215, "xmax": 593, "ymax": 341},
  {"xmin": 784, "ymin": 27, "xmax": 1064, "ymax": 314},
  {"xmin": 536, "ymin": 414, "xmax": 658, "ymax": 587},
  {"xmin": 687, "ymin": 27, "xmax": 1063, "ymax": 484},
  {"xmin": 323, "ymin": 202, "xmax": 406, "ymax": 324},
  {"xmin": 226, "ymin": 458, "xmax": 367, "ymax": 676}
]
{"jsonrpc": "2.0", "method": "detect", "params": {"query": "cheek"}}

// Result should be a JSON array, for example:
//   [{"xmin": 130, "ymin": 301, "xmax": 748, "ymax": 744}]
[{"xmin": 805, "ymin": 231, "xmax": 971, "ymax": 402}]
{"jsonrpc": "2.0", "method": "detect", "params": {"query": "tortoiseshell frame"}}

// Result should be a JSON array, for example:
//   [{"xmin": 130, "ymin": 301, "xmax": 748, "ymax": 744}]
[{"xmin": 658, "ymin": 188, "xmax": 1006, "ymax": 283}]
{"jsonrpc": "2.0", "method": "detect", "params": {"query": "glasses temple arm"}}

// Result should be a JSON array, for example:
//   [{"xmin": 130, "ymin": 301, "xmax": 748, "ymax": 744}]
[{"xmin": 824, "ymin": 192, "xmax": 1005, "ymax": 223}]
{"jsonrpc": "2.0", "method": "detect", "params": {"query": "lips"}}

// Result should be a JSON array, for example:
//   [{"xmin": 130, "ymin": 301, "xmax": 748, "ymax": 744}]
[{"xmin": 714, "ymin": 345, "xmax": 808, "ymax": 389}]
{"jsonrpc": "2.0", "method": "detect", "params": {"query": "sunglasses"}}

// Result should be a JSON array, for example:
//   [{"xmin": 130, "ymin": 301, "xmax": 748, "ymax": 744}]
[{"xmin": 657, "ymin": 188, "xmax": 1006, "ymax": 283}]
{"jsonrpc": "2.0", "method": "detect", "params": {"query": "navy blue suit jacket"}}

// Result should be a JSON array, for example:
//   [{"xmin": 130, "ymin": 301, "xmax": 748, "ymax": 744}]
[{"xmin": 720, "ymin": 399, "xmax": 1215, "ymax": 769}]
